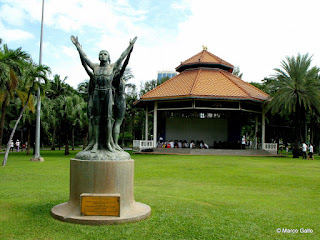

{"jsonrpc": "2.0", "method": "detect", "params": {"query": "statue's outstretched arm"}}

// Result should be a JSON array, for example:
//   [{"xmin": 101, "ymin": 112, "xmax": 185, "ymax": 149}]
[
  {"xmin": 114, "ymin": 37, "xmax": 137, "ymax": 69},
  {"xmin": 81, "ymin": 56, "xmax": 93, "ymax": 78},
  {"xmin": 71, "ymin": 35, "xmax": 94, "ymax": 70}
]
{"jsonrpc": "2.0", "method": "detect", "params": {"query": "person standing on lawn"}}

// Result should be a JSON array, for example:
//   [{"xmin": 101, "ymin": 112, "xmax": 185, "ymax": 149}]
[
  {"xmin": 15, "ymin": 139, "xmax": 20, "ymax": 152},
  {"xmin": 307, "ymin": 143, "xmax": 314, "ymax": 160},
  {"xmin": 10, "ymin": 140, "xmax": 14, "ymax": 152},
  {"xmin": 302, "ymin": 142, "xmax": 307, "ymax": 159}
]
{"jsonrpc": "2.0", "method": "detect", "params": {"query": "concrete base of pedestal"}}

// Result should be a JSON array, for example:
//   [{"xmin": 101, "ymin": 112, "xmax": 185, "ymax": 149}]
[
  {"xmin": 30, "ymin": 157, "xmax": 44, "ymax": 162},
  {"xmin": 51, "ymin": 201, "xmax": 151, "ymax": 225},
  {"xmin": 51, "ymin": 158, "xmax": 151, "ymax": 225}
]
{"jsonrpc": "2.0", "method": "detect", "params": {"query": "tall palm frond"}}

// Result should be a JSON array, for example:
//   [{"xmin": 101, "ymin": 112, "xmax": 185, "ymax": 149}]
[
  {"xmin": 266, "ymin": 53, "xmax": 320, "ymax": 149},
  {"xmin": 266, "ymin": 53, "xmax": 320, "ymax": 115}
]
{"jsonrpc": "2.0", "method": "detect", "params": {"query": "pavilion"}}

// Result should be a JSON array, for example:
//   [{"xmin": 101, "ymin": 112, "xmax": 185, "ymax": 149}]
[{"xmin": 134, "ymin": 48, "xmax": 270, "ymax": 150}]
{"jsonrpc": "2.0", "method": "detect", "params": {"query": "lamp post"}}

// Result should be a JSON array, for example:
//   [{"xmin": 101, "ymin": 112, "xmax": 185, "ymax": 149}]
[{"xmin": 31, "ymin": 0, "xmax": 44, "ymax": 162}]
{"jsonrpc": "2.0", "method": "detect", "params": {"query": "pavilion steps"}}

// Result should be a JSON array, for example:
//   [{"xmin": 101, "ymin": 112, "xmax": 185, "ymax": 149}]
[{"xmin": 139, "ymin": 148, "xmax": 276, "ymax": 156}]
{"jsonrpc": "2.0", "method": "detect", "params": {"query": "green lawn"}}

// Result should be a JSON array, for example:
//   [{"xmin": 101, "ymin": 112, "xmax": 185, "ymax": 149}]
[{"xmin": 1, "ymin": 151, "xmax": 319, "ymax": 239}]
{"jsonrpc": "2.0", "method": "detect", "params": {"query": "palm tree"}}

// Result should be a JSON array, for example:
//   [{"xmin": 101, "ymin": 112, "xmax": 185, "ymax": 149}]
[
  {"xmin": 45, "ymin": 74, "xmax": 70, "ymax": 150},
  {"xmin": 77, "ymin": 79, "xmax": 89, "ymax": 93},
  {"xmin": 46, "ymin": 74, "xmax": 68, "ymax": 99},
  {"xmin": 40, "ymin": 96, "xmax": 56, "ymax": 150},
  {"xmin": 2, "ymin": 61, "xmax": 50, "ymax": 166},
  {"xmin": 266, "ymin": 53, "xmax": 320, "ymax": 155},
  {"xmin": 57, "ymin": 94, "xmax": 86, "ymax": 155},
  {"xmin": 21, "ymin": 105, "xmax": 36, "ymax": 155},
  {"xmin": 232, "ymin": 66, "xmax": 243, "ymax": 79},
  {"xmin": 0, "ymin": 43, "xmax": 30, "ymax": 149}
]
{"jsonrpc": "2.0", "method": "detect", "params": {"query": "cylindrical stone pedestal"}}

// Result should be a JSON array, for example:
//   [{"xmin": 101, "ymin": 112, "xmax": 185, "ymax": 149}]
[{"xmin": 51, "ymin": 159, "xmax": 151, "ymax": 225}]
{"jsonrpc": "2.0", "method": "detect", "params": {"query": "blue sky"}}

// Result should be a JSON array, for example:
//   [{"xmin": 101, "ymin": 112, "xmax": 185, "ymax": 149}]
[{"xmin": 1, "ymin": 0, "xmax": 320, "ymax": 89}]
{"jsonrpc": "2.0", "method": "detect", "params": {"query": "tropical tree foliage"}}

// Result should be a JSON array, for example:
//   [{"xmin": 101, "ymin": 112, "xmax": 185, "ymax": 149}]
[
  {"xmin": 55, "ymin": 94, "xmax": 86, "ymax": 155},
  {"xmin": 232, "ymin": 66, "xmax": 243, "ymax": 79},
  {"xmin": 139, "ymin": 79, "xmax": 157, "ymax": 96},
  {"xmin": 2, "ymin": 60, "xmax": 50, "ymax": 166},
  {"xmin": 4, "ymin": 38, "xmax": 320, "ymax": 163},
  {"xmin": 266, "ymin": 53, "xmax": 320, "ymax": 153},
  {"xmin": 0, "ymin": 43, "xmax": 30, "ymax": 149},
  {"xmin": 44, "ymin": 74, "xmax": 74, "ymax": 150}
]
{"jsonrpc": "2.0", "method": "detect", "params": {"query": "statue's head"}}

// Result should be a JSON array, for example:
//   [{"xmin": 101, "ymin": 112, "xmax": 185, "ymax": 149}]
[{"xmin": 99, "ymin": 50, "xmax": 110, "ymax": 64}]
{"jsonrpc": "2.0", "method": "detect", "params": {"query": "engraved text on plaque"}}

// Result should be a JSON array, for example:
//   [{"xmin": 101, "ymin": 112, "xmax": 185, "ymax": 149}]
[{"xmin": 81, "ymin": 193, "xmax": 120, "ymax": 216}]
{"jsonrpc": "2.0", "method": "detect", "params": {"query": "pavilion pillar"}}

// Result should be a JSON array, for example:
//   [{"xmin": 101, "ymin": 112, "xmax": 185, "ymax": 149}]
[
  {"xmin": 153, "ymin": 102, "xmax": 158, "ymax": 148},
  {"xmin": 145, "ymin": 106, "xmax": 148, "ymax": 140},
  {"xmin": 261, "ymin": 108, "xmax": 266, "ymax": 149},
  {"xmin": 255, "ymin": 115, "xmax": 258, "ymax": 149}
]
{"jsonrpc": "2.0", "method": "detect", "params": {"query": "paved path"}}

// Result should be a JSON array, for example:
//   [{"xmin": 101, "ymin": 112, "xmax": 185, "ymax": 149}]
[{"xmin": 134, "ymin": 148, "xmax": 279, "ymax": 156}]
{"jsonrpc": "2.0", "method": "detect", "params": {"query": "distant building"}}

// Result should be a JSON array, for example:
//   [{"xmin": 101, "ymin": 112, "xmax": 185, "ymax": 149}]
[
  {"xmin": 157, "ymin": 71, "xmax": 177, "ymax": 83},
  {"xmin": 135, "ymin": 49, "xmax": 270, "ymax": 149}
]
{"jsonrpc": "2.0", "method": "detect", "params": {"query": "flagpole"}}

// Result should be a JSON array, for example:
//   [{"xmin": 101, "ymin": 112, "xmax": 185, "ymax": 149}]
[{"xmin": 31, "ymin": 0, "xmax": 44, "ymax": 162}]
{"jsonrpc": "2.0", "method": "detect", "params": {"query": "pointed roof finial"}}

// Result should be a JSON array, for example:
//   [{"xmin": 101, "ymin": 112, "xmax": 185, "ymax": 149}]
[{"xmin": 202, "ymin": 45, "xmax": 208, "ymax": 51}]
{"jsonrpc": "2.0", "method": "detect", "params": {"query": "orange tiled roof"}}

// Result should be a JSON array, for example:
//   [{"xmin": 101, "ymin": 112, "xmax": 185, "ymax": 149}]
[
  {"xmin": 138, "ymin": 68, "xmax": 269, "ymax": 103},
  {"xmin": 176, "ymin": 50, "xmax": 234, "ymax": 72}
]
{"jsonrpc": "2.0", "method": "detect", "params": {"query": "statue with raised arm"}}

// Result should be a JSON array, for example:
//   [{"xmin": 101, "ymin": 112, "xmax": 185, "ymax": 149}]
[
  {"xmin": 51, "ymin": 36, "xmax": 151, "ymax": 224},
  {"xmin": 79, "ymin": 55, "xmax": 95, "ymax": 151},
  {"xmin": 112, "ymin": 47, "xmax": 133, "ymax": 151},
  {"xmin": 71, "ymin": 35, "xmax": 136, "ymax": 159}
]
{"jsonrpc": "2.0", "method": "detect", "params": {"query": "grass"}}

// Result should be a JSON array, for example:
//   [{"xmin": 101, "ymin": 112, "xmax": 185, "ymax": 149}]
[{"xmin": 0, "ymin": 150, "xmax": 319, "ymax": 239}]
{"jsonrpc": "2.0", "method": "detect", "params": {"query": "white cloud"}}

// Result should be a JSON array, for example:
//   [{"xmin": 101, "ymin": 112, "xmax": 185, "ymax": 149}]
[
  {"xmin": 0, "ymin": 4, "xmax": 27, "ymax": 26},
  {"xmin": 0, "ymin": 0, "xmax": 42, "ymax": 22},
  {"xmin": 0, "ymin": 21, "xmax": 34, "ymax": 42},
  {"xmin": 62, "ymin": 46, "xmax": 79, "ymax": 59},
  {"xmin": 54, "ymin": 62, "xmax": 88, "ymax": 88},
  {"xmin": 2, "ymin": 0, "xmax": 320, "ymax": 90},
  {"xmin": 160, "ymin": 0, "xmax": 320, "ymax": 82},
  {"xmin": 3, "ymin": 29, "xmax": 35, "ymax": 42}
]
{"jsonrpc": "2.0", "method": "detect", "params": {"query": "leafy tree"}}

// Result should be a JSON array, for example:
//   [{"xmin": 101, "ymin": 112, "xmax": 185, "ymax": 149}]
[
  {"xmin": 21, "ymin": 102, "xmax": 36, "ymax": 155},
  {"xmin": 40, "ymin": 96, "xmax": 55, "ymax": 149},
  {"xmin": 157, "ymin": 76, "xmax": 170, "ymax": 86},
  {"xmin": 77, "ymin": 79, "xmax": 89, "ymax": 101},
  {"xmin": 0, "ymin": 43, "xmax": 30, "ymax": 149},
  {"xmin": 232, "ymin": 66, "xmax": 243, "ymax": 79},
  {"xmin": 45, "ymin": 74, "xmax": 72, "ymax": 150},
  {"xmin": 122, "ymin": 68, "xmax": 134, "ymax": 82},
  {"xmin": 266, "ymin": 53, "xmax": 320, "ymax": 155},
  {"xmin": 46, "ymin": 74, "xmax": 68, "ymax": 99},
  {"xmin": 18, "ymin": 61, "xmax": 49, "ymax": 155},
  {"xmin": 249, "ymin": 81, "xmax": 267, "ymax": 92},
  {"xmin": 2, "ymin": 61, "xmax": 50, "ymax": 166},
  {"xmin": 139, "ymin": 79, "xmax": 157, "ymax": 96},
  {"xmin": 56, "ymin": 94, "xmax": 85, "ymax": 155}
]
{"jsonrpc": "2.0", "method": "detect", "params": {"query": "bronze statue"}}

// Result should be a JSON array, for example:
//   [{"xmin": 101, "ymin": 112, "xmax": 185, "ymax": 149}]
[
  {"xmin": 71, "ymin": 35, "xmax": 136, "ymax": 154},
  {"xmin": 79, "ymin": 55, "xmax": 94, "ymax": 151}
]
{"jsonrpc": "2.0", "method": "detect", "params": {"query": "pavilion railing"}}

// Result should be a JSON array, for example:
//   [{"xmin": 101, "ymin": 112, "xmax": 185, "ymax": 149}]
[
  {"xmin": 133, "ymin": 140, "xmax": 154, "ymax": 152},
  {"xmin": 263, "ymin": 143, "xmax": 278, "ymax": 153}
]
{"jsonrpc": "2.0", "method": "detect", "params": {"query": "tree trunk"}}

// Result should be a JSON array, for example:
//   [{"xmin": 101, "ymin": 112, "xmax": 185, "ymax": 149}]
[
  {"xmin": 65, "ymin": 129, "xmax": 69, "ymax": 155},
  {"xmin": 72, "ymin": 128, "xmax": 75, "ymax": 151},
  {"xmin": 27, "ymin": 126, "xmax": 31, "ymax": 156},
  {"xmin": 0, "ymin": 97, "xmax": 7, "ymax": 151},
  {"xmin": 58, "ymin": 132, "xmax": 61, "ymax": 150},
  {"xmin": 2, "ymin": 97, "xmax": 29, "ymax": 166},
  {"xmin": 310, "ymin": 113, "xmax": 313, "ymax": 145},
  {"xmin": 51, "ymin": 126, "xmax": 56, "ymax": 150},
  {"xmin": 293, "ymin": 103, "xmax": 300, "ymax": 158},
  {"xmin": 302, "ymin": 108, "xmax": 307, "ymax": 143}
]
